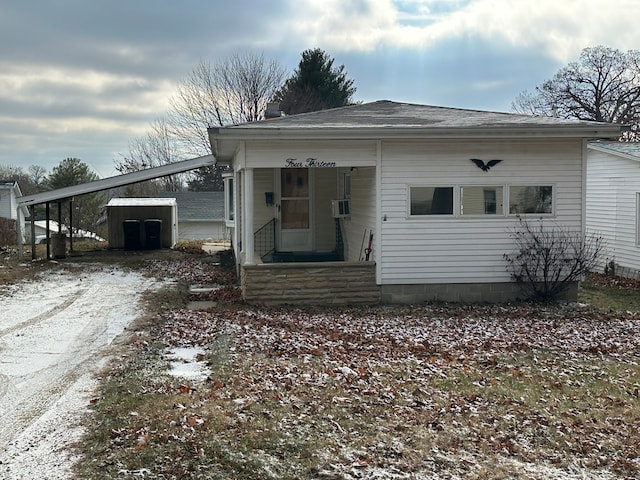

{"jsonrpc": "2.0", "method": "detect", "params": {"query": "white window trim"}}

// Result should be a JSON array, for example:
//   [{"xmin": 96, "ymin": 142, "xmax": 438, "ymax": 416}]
[
  {"xmin": 407, "ymin": 184, "xmax": 456, "ymax": 217},
  {"xmin": 507, "ymin": 184, "xmax": 556, "ymax": 217},
  {"xmin": 223, "ymin": 174, "xmax": 235, "ymax": 227},
  {"xmin": 460, "ymin": 185, "xmax": 505, "ymax": 217},
  {"xmin": 407, "ymin": 183, "xmax": 556, "ymax": 219}
]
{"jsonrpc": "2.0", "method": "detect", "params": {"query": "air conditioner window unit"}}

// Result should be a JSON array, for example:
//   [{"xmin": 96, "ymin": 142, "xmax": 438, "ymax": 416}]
[{"xmin": 331, "ymin": 199, "xmax": 350, "ymax": 218}]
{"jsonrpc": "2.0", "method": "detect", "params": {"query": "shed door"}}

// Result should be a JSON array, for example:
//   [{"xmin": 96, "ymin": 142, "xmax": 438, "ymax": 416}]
[{"xmin": 278, "ymin": 168, "xmax": 313, "ymax": 251}]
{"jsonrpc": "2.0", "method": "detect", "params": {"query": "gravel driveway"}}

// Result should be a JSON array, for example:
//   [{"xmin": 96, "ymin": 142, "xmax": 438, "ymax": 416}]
[{"xmin": 0, "ymin": 265, "xmax": 162, "ymax": 479}]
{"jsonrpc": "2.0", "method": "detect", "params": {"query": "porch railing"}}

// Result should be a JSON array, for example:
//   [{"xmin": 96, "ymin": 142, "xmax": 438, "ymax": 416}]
[{"xmin": 254, "ymin": 218, "xmax": 276, "ymax": 261}]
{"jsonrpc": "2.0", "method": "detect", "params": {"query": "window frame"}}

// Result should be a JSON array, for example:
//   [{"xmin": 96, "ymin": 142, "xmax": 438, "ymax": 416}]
[
  {"xmin": 507, "ymin": 184, "xmax": 555, "ymax": 216},
  {"xmin": 459, "ymin": 185, "xmax": 505, "ymax": 217},
  {"xmin": 343, "ymin": 172, "xmax": 351, "ymax": 199},
  {"xmin": 223, "ymin": 173, "xmax": 235, "ymax": 225},
  {"xmin": 407, "ymin": 183, "xmax": 556, "ymax": 219},
  {"xmin": 408, "ymin": 185, "xmax": 455, "ymax": 217}
]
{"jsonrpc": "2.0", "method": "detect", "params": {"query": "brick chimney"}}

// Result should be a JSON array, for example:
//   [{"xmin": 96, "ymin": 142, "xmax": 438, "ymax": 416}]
[{"xmin": 264, "ymin": 102, "xmax": 283, "ymax": 119}]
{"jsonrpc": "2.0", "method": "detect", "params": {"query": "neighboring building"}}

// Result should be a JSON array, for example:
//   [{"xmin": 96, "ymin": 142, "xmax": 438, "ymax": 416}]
[
  {"xmin": 158, "ymin": 191, "xmax": 227, "ymax": 240},
  {"xmin": 106, "ymin": 198, "xmax": 178, "ymax": 249},
  {"xmin": 0, "ymin": 181, "xmax": 28, "ymax": 244},
  {"xmin": 208, "ymin": 100, "xmax": 622, "ymax": 304},
  {"xmin": 586, "ymin": 141, "xmax": 640, "ymax": 277},
  {"xmin": 24, "ymin": 220, "xmax": 105, "ymax": 244}
]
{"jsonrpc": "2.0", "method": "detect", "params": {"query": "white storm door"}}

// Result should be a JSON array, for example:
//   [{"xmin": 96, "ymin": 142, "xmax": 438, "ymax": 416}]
[{"xmin": 278, "ymin": 168, "xmax": 313, "ymax": 251}]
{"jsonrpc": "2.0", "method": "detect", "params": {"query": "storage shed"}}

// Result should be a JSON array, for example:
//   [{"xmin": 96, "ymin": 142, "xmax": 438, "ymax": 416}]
[{"xmin": 106, "ymin": 198, "xmax": 178, "ymax": 249}]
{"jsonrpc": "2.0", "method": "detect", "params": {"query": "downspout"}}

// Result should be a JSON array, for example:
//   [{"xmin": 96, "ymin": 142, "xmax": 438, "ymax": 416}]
[{"xmin": 581, "ymin": 139, "xmax": 588, "ymax": 236}]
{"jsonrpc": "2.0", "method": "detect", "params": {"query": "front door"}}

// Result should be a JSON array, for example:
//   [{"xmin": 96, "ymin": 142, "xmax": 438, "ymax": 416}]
[{"xmin": 278, "ymin": 168, "xmax": 313, "ymax": 251}]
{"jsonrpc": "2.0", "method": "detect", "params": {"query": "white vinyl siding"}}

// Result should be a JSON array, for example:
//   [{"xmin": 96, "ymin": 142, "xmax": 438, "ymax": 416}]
[
  {"xmin": 586, "ymin": 148, "xmax": 640, "ymax": 272},
  {"xmin": 0, "ymin": 186, "xmax": 18, "ymax": 219},
  {"xmin": 314, "ymin": 168, "xmax": 337, "ymax": 251},
  {"xmin": 343, "ymin": 166, "xmax": 377, "ymax": 261},
  {"xmin": 245, "ymin": 140, "xmax": 377, "ymax": 168},
  {"xmin": 380, "ymin": 139, "xmax": 584, "ymax": 284},
  {"xmin": 253, "ymin": 168, "xmax": 276, "ymax": 233}
]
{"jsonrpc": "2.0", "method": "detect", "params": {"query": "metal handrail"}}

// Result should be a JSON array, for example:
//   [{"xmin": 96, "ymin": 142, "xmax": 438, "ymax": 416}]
[{"xmin": 254, "ymin": 218, "xmax": 276, "ymax": 260}]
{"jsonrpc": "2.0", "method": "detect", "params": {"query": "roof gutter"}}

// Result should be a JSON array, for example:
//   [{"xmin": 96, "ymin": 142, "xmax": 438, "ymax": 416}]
[{"xmin": 209, "ymin": 125, "xmax": 623, "ymax": 162}]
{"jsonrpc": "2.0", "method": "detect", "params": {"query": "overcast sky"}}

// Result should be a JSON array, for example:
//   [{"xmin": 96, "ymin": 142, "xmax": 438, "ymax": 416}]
[{"xmin": 1, "ymin": 0, "xmax": 638, "ymax": 178}]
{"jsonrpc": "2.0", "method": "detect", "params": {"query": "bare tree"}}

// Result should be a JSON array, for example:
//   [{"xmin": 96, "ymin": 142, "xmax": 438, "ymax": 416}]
[
  {"xmin": 0, "ymin": 164, "xmax": 48, "ymax": 195},
  {"xmin": 115, "ymin": 117, "xmax": 186, "ymax": 194},
  {"xmin": 512, "ymin": 46, "xmax": 640, "ymax": 139},
  {"xmin": 167, "ymin": 52, "xmax": 286, "ymax": 157},
  {"xmin": 117, "ymin": 52, "xmax": 286, "ymax": 192}
]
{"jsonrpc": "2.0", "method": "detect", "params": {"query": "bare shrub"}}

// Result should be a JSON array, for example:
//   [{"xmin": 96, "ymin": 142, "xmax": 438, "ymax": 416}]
[
  {"xmin": 0, "ymin": 218, "xmax": 17, "ymax": 245},
  {"xmin": 504, "ymin": 217, "xmax": 605, "ymax": 302}
]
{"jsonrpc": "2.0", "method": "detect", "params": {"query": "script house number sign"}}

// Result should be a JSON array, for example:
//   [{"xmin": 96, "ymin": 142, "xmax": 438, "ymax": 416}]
[{"xmin": 285, "ymin": 157, "xmax": 336, "ymax": 168}]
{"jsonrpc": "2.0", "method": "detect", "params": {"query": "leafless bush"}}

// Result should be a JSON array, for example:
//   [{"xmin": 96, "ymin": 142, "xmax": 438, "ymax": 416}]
[
  {"xmin": 0, "ymin": 218, "xmax": 17, "ymax": 245},
  {"xmin": 504, "ymin": 217, "xmax": 605, "ymax": 302}
]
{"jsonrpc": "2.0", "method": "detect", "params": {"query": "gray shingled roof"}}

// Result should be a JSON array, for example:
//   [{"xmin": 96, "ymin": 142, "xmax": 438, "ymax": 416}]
[
  {"xmin": 588, "ymin": 140, "xmax": 640, "ymax": 161},
  {"xmin": 209, "ymin": 100, "xmax": 623, "ymax": 162},
  {"xmin": 228, "ymin": 100, "xmax": 617, "ymax": 130},
  {"xmin": 158, "ymin": 191, "xmax": 224, "ymax": 221}
]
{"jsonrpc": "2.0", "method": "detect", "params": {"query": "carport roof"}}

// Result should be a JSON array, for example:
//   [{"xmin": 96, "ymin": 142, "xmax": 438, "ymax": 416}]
[
  {"xmin": 17, "ymin": 155, "xmax": 215, "ymax": 207},
  {"xmin": 107, "ymin": 198, "xmax": 178, "ymax": 207}
]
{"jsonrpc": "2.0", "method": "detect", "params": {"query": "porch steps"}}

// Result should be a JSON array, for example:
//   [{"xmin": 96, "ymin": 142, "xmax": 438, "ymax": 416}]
[{"xmin": 241, "ymin": 261, "xmax": 380, "ymax": 305}]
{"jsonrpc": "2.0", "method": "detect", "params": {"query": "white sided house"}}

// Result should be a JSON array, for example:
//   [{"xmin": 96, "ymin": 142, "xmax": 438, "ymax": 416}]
[
  {"xmin": 0, "ymin": 181, "xmax": 27, "ymax": 244},
  {"xmin": 208, "ymin": 101, "xmax": 622, "ymax": 304},
  {"xmin": 586, "ymin": 141, "xmax": 640, "ymax": 278}
]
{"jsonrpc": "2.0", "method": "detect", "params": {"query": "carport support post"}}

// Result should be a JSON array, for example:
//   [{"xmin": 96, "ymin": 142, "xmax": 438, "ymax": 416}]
[
  {"xmin": 30, "ymin": 205, "xmax": 36, "ymax": 261},
  {"xmin": 57, "ymin": 201, "xmax": 62, "ymax": 233},
  {"xmin": 45, "ymin": 202, "xmax": 51, "ymax": 260},
  {"xmin": 68, "ymin": 198, "xmax": 74, "ymax": 253}
]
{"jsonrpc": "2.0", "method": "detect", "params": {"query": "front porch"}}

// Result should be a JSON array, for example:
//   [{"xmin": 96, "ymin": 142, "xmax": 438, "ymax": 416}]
[{"xmin": 224, "ymin": 154, "xmax": 379, "ymax": 305}]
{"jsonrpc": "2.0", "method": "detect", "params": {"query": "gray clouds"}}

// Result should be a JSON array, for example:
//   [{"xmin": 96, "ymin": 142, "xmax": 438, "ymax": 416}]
[{"xmin": 0, "ymin": 0, "xmax": 637, "ymax": 176}]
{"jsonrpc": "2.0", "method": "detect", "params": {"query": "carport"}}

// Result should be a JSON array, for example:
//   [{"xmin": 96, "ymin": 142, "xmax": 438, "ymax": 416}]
[{"xmin": 16, "ymin": 155, "xmax": 215, "ymax": 259}]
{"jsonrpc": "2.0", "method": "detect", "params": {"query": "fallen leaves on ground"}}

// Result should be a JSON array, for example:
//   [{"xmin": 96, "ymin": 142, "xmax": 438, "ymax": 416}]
[{"xmin": 86, "ymin": 297, "xmax": 640, "ymax": 479}]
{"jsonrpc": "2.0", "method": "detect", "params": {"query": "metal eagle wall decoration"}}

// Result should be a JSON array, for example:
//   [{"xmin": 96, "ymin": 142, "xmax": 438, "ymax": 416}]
[{"xmin": 470, "ymin": 158, "xmax": 502, "ymax": 172}]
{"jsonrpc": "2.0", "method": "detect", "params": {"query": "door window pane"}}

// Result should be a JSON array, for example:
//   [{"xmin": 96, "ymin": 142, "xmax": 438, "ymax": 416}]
[
  {"xmin": 281, "ymin": 168, "xmax": 308, "ymax": 197},
  {"xmin": 281, "ymin": 199, "xmax": 309, "ymax": 229}
]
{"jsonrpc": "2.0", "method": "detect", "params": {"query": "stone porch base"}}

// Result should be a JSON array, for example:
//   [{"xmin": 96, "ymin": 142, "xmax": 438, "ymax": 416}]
[{"xmin": 242, "ymin": 262, "xmax": 380, "ymax": 305}]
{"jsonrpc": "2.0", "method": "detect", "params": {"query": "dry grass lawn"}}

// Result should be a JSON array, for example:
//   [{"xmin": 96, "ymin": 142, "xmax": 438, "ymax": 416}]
[{"xmin": 2, "ymin": 247, "xmax": 639, "ymax": 479}]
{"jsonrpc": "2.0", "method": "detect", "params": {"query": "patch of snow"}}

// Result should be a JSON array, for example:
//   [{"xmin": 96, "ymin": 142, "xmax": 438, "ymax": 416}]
[
  {"xmin": 0, "ymin": 267, "xmax": 164, "ymax": 480},
  {"xmin": 166, "ymin": 346, "xmax": 211, "ymax": 382}
]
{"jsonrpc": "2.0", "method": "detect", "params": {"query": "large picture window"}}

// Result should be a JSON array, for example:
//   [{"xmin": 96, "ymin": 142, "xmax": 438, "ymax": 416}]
[
  {"xmin": 410, "ymin": 187, "xmax": 454, "ymax": 215},
  {"xmin": 460, "ymin": 186, "xmax": 503, "ymax": 215},
  {"xmin": 409, "ymin": 184, "xmax": 555, "ymax": 218},
  {"xmin": 509, "ymin": 185, "xmax": 553, "ymax": 214}
]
